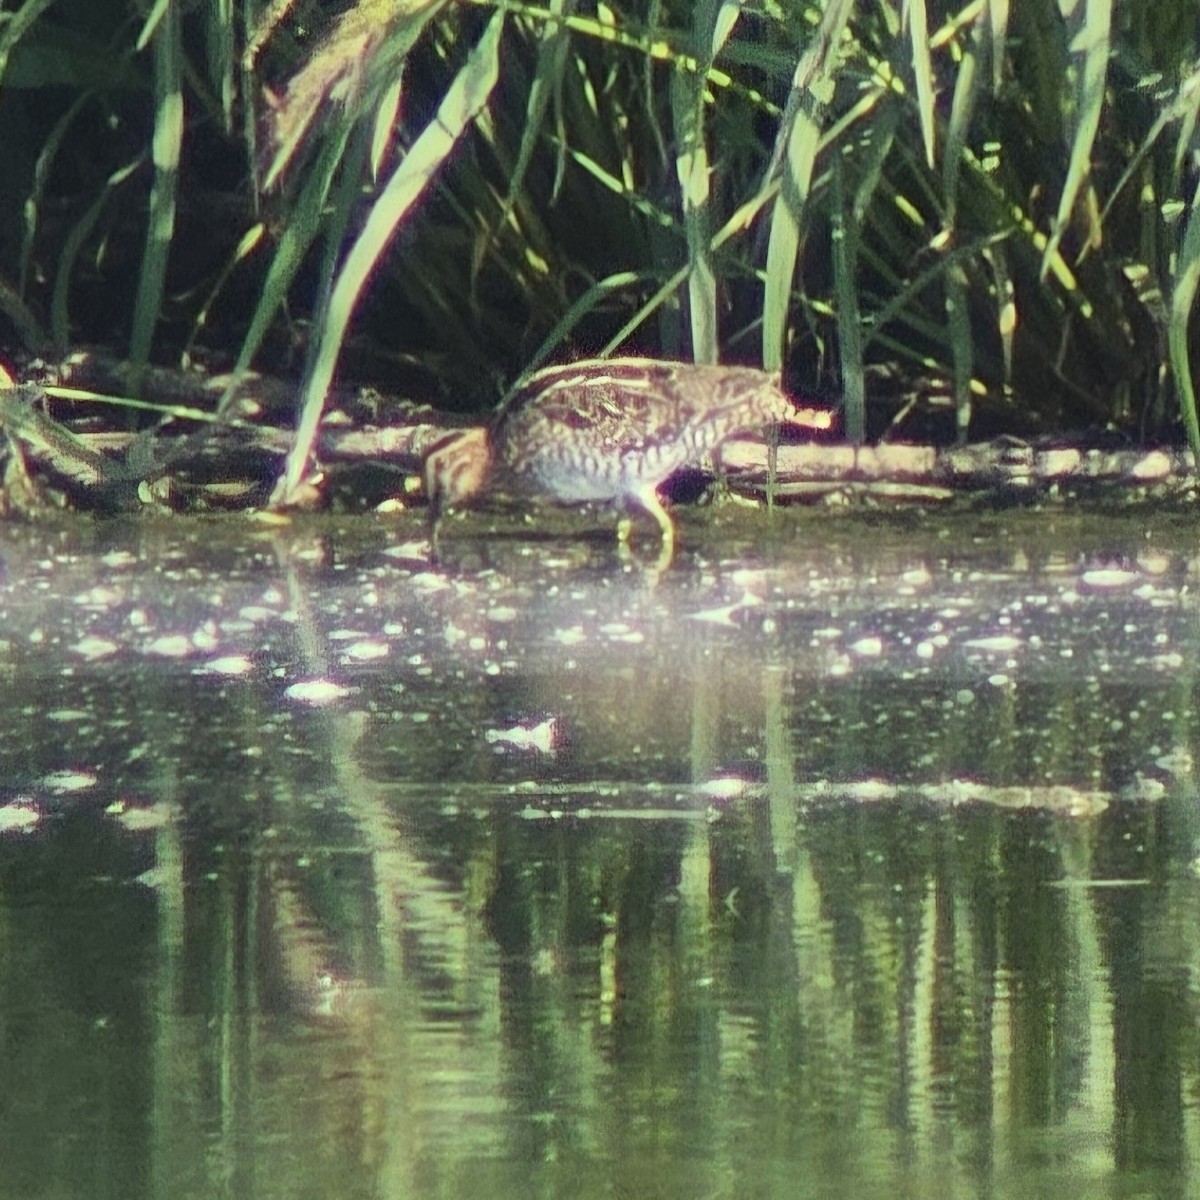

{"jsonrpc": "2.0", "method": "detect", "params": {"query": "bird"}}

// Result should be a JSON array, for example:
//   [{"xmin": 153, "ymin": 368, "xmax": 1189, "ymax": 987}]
[{"xmin": 421, "ymin": 357, "xmax": 832, "ymax": 565}]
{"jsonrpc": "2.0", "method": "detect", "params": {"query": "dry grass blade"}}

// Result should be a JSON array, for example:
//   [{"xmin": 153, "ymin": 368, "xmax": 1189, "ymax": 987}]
[
  {"xmin": 672, "ymin": 0, "xmax": 722, "ymax": 363},
  {"xmin": 494, "ymin": 0, "xmax": 571, "ymax": 233},
  {"xmin": 832, "ymin": 161, "xmax": 864, "ymax": 442},
  {"xmin": 206, "ymin": 0, "xmax": 236, "ymax": 129},
  {"xmin": 277, "ymin": 11, "xmax": 506, "ymax": 504},
  {"xmin": 943, "ymin": 7, "xmax": 983, "ymax": 224},
  {"xmin": 982, "ymin": 246, "xmax": 1016, "ymax": 393},
  {"xmin": 0, "ymin": 0, "xmax": 58, "ymax": 81},
  {"xmin": 946, "ymin": 259, "xmax": 972, "ymax": 442},
  {"xmin": 525, "ymin": 271, "xmax": 649, "ymax": 379},
  {"xmin": 52, "ymin": 158, "xmax": 145, "ymax": 349},
  {"xmin": 904, "ymin": 0, "xmax": 936, "ymax": 168},
  {"xmin": 20, "ymin": 89, "xmax": 91, "ymax": 310},
  {"xmin": 1042, "ymin": 0, "xmax": 1111, "ymax": 275},
  {"xmin": 257, "ymin": 0, "xmax": 444, "ymax": 191},
  {"xmin": 129, "ymin": 0, "xmax": 183, "ymax": 368},
  {"xmin": 762, "ymin": 0, "xmax": 855, "ymax": 372},
  {"xmin": 215, "ymin": 124, "xmax": 352, "ymax": 421},
  {"xmin": 1169, "ymin": 190, "xmax": 1200, "ymax": 456},
  {"xmin": 763, "ymin": 98, "xmax": 818, "ymax": 371},
  {"xmin": 988, "ymin": 0, "xmax": 1010, "ymax": 92}
]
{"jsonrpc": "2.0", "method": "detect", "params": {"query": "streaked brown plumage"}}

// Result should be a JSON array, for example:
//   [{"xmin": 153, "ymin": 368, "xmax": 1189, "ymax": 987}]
[{"xmin": 423, "ymin": 357, "xmax": 832, "ymax": 560}]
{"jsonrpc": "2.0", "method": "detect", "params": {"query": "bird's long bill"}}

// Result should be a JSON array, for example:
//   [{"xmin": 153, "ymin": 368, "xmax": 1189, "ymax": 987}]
[{"xmin": 787, "ymin": 405, "xmax": 836, "ymax": 432}]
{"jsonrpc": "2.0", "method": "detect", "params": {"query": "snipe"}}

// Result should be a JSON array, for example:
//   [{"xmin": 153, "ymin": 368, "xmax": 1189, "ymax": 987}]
[{"xmin": 422, "ymin": 358, "xmax": 832, "ymax": 564}]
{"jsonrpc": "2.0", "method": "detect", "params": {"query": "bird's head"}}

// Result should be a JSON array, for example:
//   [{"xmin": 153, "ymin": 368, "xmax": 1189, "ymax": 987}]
[{"xmin": 421, "ymin": 426, "xmax": 494, "ymax": 515}]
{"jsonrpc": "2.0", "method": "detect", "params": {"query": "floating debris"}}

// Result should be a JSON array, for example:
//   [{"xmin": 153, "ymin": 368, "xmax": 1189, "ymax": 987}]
[
  {"xmin": 485, "ymin": 716, "xmax": 560, "ymax": 755},
  {"xmin": 197, "ymin": 654, "xmax": 255, "ymax": 676},
  {"xmin": 0, "ymin": 801, "xmax": 41, "ymax": 833},
  {"xmin": 106, "ymin": 800, "xmax": 178, "ymax": 831},
  {"xmin": 71, "ymin": 635, "xmax": 119, "ymax": 661},
  {"xmin": 40, "ymin": 769, "xmax": 97, "ymax": 793},
  {"xmin": 284, "ymin": 679, "xmax": 353, "ymax": 704}
]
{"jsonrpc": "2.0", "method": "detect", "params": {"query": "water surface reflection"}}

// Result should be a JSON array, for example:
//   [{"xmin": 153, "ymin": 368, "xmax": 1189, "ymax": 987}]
[{"xmin": 0, "ymin": 511, "xmax": 1195, "ymax": 1200}]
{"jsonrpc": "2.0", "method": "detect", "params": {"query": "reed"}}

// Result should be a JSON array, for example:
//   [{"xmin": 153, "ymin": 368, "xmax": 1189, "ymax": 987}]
[{"xmin": 0, "ymin": 0, "xmax": 1195, "ymax": 480}]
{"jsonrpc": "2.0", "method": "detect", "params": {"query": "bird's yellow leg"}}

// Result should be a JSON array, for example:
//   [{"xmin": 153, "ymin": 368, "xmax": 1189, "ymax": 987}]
[
  {"xmin": 632, "ymin": 485, "xmax": 676, "ymax": 572},
  {"xmin": 766, "ymin": 422, "xmax": 779, "ymax": 514}
]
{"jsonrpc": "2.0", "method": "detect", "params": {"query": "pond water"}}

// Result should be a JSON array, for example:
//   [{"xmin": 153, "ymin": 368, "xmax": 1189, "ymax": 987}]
[{"xmin": 0, "ymin": 505, "xmax": 1197, "ymax": 1200}]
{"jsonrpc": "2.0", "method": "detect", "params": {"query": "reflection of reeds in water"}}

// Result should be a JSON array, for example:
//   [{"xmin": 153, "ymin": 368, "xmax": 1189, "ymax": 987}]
[
  {"xmin": 128, "ymin": 727, "xmax": 1195, "ymax": 1190},
  {"xmin": 264, "ymin": 862, "xmax": 368, "ymax": 1019},
  {"xmin": 126, "ymin": 526, "xmax": 1197, "ymax": 1190}
]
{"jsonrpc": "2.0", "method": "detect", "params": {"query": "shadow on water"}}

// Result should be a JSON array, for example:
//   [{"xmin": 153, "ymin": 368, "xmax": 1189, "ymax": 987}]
[{"xmin": 0, "ymin": 508, "xmax": 1197, "ymax": 1200}]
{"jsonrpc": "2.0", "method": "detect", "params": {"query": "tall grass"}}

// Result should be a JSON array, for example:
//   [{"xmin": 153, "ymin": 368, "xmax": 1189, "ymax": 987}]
[{"xmin": 1, "ymin": 0, "xmax": 1199, "ymax": 492}]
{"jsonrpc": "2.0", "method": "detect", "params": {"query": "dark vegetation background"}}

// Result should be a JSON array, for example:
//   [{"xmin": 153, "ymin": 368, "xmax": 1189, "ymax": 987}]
[{"xmin": 2, "ymin": 0, "xmax": 1199, "ymax": 500}]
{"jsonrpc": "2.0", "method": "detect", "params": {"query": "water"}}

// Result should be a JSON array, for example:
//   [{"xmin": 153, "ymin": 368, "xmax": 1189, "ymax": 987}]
[{"xmin": 0, "ymin": 507, "xmax": 1196, "ymax": 1200}]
